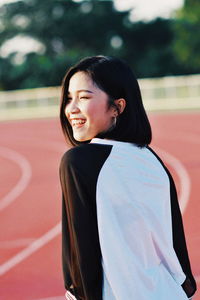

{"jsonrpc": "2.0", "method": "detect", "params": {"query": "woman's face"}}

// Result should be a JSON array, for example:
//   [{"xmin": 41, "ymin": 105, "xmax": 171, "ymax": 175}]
[{"xmin": 65, "ymin": 71, "xmax": 116, "ymax": 141}]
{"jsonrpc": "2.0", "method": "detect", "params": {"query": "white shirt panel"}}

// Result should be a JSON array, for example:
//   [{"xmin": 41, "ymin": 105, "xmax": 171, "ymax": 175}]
[{"xmin": 91, "ymin": 138, "xmax": 187, "ymax": 300}]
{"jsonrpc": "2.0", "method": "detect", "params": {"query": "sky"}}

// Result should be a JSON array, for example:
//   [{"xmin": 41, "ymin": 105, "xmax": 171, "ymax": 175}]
[
  {"xmin": 114, "ymin": 0, "xmax": 184, "ymax": 21},
  {"xmin": 0, "ymin": 0, "xmax": 184, "ymax": 21}
]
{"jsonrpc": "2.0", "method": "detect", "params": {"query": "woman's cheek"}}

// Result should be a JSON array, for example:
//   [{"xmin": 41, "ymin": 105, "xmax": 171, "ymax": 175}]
[
  {"xmin": 80, "ymin": 101, "xmax": 92, "ymax": 115},
  {"xmin": 84, "ymin": 104, "xmax": 97, "ymax": 120}
]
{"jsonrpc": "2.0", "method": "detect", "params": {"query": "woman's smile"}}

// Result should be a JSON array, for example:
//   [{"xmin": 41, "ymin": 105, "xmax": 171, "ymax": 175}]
[{"xmin": 70, "ymin": 118, "xmax": 87, "ymax": 128}]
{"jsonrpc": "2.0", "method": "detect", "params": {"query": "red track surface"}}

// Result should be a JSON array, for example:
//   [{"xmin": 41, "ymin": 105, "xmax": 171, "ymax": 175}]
[{"xmin": 0, "ymin": 112, "xmax": 199, "ymax": 300}]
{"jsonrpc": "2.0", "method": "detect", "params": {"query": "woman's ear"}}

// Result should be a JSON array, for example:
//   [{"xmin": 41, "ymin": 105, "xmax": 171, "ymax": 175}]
[{"xmin": 114, "ymin": 98, "xmax": 126, "ymax": 115}]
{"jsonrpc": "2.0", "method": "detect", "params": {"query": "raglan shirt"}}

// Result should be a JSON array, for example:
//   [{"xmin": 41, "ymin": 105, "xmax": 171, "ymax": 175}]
[{"xmin": 59, "ymin": 138, "xmax": 196, "ymax": 300}]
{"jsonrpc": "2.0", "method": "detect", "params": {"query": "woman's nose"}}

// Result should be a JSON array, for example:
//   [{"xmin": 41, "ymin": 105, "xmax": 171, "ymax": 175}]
[{"xmin": 65, "ymin": 99, "xmax": 80, "ymax": 115}]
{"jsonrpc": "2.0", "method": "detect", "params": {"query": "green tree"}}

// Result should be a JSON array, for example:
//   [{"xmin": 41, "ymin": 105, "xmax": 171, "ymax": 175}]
[
  {"xmin": 119, "ymin": 18, "xmax": 180, "ymax": 78},
  {"xmin": 0, "ymin": 0, "xmax": 186, "ymax": 90},
  {"xmin": 173, "ymin": 0, "xmax": 200, "ymax": 74},
  {"xmin": 0, "ymin": 0, "xmax": 130, "ymax": 89}
]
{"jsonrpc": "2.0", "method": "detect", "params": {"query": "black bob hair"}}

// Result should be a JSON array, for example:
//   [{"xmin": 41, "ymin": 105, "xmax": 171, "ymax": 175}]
[{"xmin": 60, "ymin": 55, "xmax": 152, "ymax": 147}]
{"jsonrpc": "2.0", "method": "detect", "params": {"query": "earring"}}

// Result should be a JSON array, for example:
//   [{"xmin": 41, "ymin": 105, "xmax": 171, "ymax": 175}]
[{"xmin": 113, "ymin": 115, "xmax": 117, "ymax": 127}]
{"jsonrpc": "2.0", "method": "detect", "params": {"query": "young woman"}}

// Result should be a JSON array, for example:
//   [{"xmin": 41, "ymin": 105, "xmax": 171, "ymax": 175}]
[{"xmin": 59, "ymin": 56, "xmax": 196, "ymax": 300}]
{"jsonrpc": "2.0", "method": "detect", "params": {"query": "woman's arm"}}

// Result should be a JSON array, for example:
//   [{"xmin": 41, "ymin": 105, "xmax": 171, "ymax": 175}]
[
  {"xmin": 148, "ymin": 147, "xmax": 197, "ymax": 298},
  {"xmin": 60, "ymin": 150, "xmax": 102, "ymax": 300},
  {"xmin": 59, "ymin": 144, "xmax": 113, "ymax": 300}
]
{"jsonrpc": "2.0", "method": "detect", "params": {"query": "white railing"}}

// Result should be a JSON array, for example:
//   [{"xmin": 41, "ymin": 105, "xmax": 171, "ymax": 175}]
[
  {"xmin": 140, "ymin": 74, "xmax": 200, "ymax": 111},
  {"xmin": 0, "ymin": 74, "xmax": 199, "ymax": 121}
]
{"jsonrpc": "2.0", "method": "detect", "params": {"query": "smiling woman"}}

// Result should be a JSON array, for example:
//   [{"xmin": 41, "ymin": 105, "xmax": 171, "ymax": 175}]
[
  {"xmin": 64, "ymin": 71, "xmax": 125, "ymax": 142},
  {"xmin": 59, "ymin": 56, "xmax": 196, "ymax": 300},
  {"xmin": 60, "ymin": 56, "xmax": 151, "ymax": 147}
]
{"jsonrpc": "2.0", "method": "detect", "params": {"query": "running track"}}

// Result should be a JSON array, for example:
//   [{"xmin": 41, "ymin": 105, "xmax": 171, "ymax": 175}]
[{"xmin": 0, "ymin": 112, "xmax": 199, "ymax": 300}]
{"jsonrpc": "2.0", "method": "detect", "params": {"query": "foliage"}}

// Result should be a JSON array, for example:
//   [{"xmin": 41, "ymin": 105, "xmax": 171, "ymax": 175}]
[
  {"xmin": 0, "ymin": 0, "xmax": 199, "ymax": 90},
  {"xmin": 172, "ymin": 0, "xmax": 200, "ymax": 74}
]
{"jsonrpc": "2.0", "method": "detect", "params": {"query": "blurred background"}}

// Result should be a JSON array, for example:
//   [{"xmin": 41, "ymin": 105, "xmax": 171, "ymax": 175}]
[
  {"xmin": 0, "ymin": 0, "xmax": 200, "ymax": 119},
  {"xmin": 0, "ymin": 0, "xmax": 199, "ymax": 299}
]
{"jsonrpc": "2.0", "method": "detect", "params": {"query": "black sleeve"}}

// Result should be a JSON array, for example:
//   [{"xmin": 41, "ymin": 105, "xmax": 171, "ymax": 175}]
[
  {"xmin": 148, "ymin": 146, "xmax": 197, "ymax": 298},
  {"xmin": 59, "ymin": 144, "xmax": 112, "ymax": 300},
  {"xmin": 166, "ymin": 170, "xmax": 197, "ymax": 298}
]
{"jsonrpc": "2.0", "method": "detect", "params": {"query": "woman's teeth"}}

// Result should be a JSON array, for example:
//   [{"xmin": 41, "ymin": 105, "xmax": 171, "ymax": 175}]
[{"xmin": 72, "ymin": 119, "xmax": 86, "ymax": 126}]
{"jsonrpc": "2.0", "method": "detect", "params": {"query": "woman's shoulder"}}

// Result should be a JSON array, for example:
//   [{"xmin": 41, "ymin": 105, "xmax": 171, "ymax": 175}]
[{"xmin": 60, "ymin": 143, "xmax": 112, "ymax": 169}]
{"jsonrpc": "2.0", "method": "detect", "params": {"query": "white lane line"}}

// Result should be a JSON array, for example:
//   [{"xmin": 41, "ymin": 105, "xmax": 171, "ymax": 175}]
[
  {"xmin": 157, "ymin": 136, "xmax": 200, "ymax": 284},
  {"xmin": 195, "ymin": 275, "xmax": 200, "ymax": 282},
  {"xmin": 0, "ymin": 140, "xmax": 65, "ymax": 276},
  {"xmin": 0, "ymin": 222, "xmax": 61, "ymax": 276},
  {"xmin": 155, "ymin": 147, "xmax": 191, "ymax": 214},
  {"xmin": 0, "ymin": 238, "xmax": 35, "ymax": 248},
  {"xmin": 35, "ymin": 297, "xmax": 65, "ymax": 300},
  {"xmin": 0, "ymin": 146, "xmax": 32, "ymax": 211}
]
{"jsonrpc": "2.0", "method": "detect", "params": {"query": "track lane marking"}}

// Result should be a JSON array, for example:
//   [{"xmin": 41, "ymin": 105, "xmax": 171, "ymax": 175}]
[
  {"xmin": 35, "ymin": 297, "xmax": 65, "ymax": 300},
  {"xmin": 0, "ymin": 222, "xmax": 61, "ymax": 276},
  {"xmin": 0, "ymin": 146, "xmax": 32, "ymax": 211},
  {"xmin": 0, "ymin": 141, "xmax": 66, "ymax": 276},
  {"xmin": 155, "ymin": 147, "xmax": 191, "ymax": 214},
  {"xmin": 0, "ymin": 238, "xmax": 35, "ymax": 248}
]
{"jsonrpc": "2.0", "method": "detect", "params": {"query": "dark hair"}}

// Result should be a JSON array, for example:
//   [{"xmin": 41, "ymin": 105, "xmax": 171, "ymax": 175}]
[{"xmin": 60, "ymin": 55, "xmax": 152, "ymax": 147}]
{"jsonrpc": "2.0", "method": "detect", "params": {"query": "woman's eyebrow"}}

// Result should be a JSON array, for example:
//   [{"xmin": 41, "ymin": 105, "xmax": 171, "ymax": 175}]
[{"xmin": 68, "ymin": 89, "xmax": 94, "ymax": 94}]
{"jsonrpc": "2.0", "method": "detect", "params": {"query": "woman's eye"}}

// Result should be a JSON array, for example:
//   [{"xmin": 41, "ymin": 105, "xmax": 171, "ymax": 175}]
[{"xmin": 80, "ymin": 96, "xmax": 89, "ymax": 100}]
